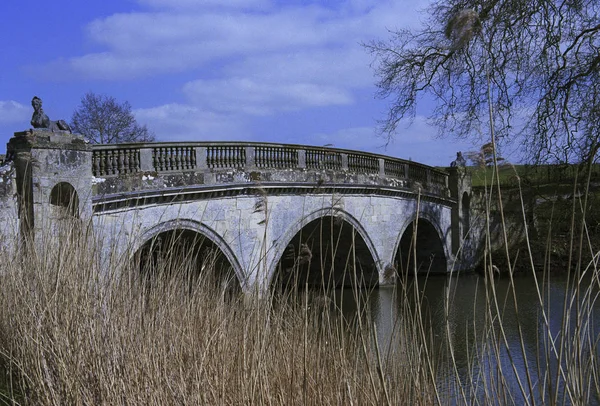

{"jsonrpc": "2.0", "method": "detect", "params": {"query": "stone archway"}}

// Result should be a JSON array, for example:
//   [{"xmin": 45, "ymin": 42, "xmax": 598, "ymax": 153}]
[
  {"xmin": 49, "ymin": 182, "xmax": 79, "ymax": 218},
  {"xmin": 272, "ymin": 215, "xmax": 379, "ymax": 291},
  {"xmin": 135, "ymin": 226, "xmax": 242, "ymax": 294},
  {"xmin": 395, "ymin": 217, "xmax": 447, "ymax": 276}
]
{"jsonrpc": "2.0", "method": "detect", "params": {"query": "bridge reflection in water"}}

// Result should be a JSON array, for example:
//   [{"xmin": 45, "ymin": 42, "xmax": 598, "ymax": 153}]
[{"xmin": 323, "ymin": 274, "xmax": 600, "ymax": 405}]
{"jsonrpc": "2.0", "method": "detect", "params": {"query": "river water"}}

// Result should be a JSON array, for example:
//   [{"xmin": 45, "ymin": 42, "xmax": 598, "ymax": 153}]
[{"xmin": 328, "ymin": 272, "xmax": 600, "ymax": 405}]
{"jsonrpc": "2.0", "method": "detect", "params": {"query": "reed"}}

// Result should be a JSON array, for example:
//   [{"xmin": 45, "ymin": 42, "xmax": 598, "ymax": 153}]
[{"xmin": 0, "ymin": 171, "xmax": 597, "ymax": 405}]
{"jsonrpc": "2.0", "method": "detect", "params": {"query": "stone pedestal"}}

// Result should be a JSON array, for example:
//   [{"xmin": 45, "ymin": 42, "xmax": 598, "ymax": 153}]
[
  {"xmin": 7, "ymin": 129, "xmax": 92, "ymax": 243},
  {"xmin": 448, "ymin": 166, "xmax": 473, "ymax": 267}
]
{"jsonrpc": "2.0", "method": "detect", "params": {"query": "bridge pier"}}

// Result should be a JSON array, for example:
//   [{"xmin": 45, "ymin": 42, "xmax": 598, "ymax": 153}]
[{"xmin": 7, "ymin": 130, "xmax": 92, "ymax": 247}]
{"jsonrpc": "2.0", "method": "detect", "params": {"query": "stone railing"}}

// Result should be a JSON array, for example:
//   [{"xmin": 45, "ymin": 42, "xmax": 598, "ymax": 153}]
[{"xmin": 91, "ymin": 141, "xmax": 448, "ymax": 196}]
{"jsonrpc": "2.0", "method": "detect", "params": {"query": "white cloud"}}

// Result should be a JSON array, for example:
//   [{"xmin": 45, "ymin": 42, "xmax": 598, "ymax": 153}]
[
  {"xmin": 0, "ymin": 101, "xmax": 29, "ymax": 124},
  {"xmin": 39, "ymin": 1, "xmax": 427, "ymax": 80},
  {"xmin": 224, "ymin": 47, "xmax": 373, "ymax": 89},
  {"xmin": 137, "ymin": 0, "xmax": 272, "ymax": 10},
  {"xmin": 183, "ymin": 78, "xmax": 353, "ymax": 115},
  {"xmin": 134, "ymin": 103, "xmax": 248, "ymax": 141},
  {"xmin": 310, "ymin": 117, "xmax": 480, "ymax": 165}
]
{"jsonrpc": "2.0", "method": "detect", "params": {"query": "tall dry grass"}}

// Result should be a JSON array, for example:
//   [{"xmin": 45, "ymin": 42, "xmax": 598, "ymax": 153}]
[
  {"xmin": 0, "ymin": 221, "xmax": 437, "ymax": 405},
  {"xmin": 0, "ymin": 171, "xmax": 598, "ymax": 405}
]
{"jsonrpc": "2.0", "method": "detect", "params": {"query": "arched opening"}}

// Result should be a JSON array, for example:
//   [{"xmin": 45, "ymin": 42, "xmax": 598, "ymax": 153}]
[
  {"xmin": 461, "ymin": 192, "xmax": 470, "ymax": 239},
  {"xmin": 272, "ymin": 216, "xmax": 378, "ymax": 291},
  {"xmin": 49, "ymin": 182, "xmax": 79, "ymax": 218},
  {"xmin": 136, "ymin": 229, "xmax": 240, "ymax": 295},
  {"xmin": 395, "ymin": 218, "xmax": 447, "ymax": 276}
]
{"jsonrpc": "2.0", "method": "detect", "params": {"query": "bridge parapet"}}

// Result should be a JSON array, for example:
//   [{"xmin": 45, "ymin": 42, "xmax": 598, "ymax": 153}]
[{"xmin": 91, "ymin": 141, "xmax": 449, "ymax": 197}]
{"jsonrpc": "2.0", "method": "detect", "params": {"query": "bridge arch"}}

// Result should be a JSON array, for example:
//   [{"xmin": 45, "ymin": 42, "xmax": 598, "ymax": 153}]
[
  {"xmin": 268, "ymin": 208, "xmax": 380, "ymax": 290},
  {"xmin": 394, "ymin": 212, "xmax": 450, "ymax": 276},
  {"xmin": 133, "ymin": 219, "xmax": 246, "ymax": 290}
]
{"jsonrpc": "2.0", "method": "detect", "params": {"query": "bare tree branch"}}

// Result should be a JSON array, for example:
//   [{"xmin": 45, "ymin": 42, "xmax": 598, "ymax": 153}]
[{"xmin": 366, "ymin": 0, "xmax": 600, "ymax": 164}]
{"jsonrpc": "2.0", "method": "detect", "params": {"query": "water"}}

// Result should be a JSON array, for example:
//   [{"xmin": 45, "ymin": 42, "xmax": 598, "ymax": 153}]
[{"xmin": 326, "ymin": 272, "xmax": 600, "ymax": 405}]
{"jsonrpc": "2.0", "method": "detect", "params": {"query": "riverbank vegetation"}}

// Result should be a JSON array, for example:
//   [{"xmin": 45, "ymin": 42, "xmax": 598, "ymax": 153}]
[{"xmin": 465, "ymin": 162, "xmax": 600, "ymax": 275}]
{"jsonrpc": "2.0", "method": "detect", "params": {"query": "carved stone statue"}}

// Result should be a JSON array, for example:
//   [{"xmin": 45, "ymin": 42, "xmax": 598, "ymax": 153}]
[
  {"xmin": 450, "ymin": 151, "xmax": 466, "ymax": 168},
  {"xmin": 30, "ymin": 96, "xmax": 71, "ymax": 133}
]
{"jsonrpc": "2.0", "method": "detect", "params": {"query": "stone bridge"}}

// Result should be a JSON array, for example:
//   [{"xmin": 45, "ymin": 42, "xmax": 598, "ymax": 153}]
[{"xmin": 0, "ymin": 130, "xmax": 475, "ymax": 293}]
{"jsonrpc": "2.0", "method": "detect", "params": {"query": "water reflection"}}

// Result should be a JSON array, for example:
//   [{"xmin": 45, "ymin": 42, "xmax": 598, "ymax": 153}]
[{"xmin": 325, "ymin": 273, "xmax": 600, "ymax": 405}]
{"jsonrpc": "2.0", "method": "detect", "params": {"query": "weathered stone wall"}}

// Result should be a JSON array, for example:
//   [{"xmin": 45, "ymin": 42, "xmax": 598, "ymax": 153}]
[
  {"xmin": 91, "ymin": 167, "xmax": 435, "ymax": 198},
  {"xmin": 7, "ymin": 130, "xmax": 93, "ymax": 244},
  {"xmin": 468, "ymin": 186, "xmax": 532, "ymax": 269},
  {"xmin": 92, "ymin": 191, "xmax": 456, "ymax": 292},
  {"xmin": 0, "ymin": 161, "xmax": 19, "ymax": 253}
]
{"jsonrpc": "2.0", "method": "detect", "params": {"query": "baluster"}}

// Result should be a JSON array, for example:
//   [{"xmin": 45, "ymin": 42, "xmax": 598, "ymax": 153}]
[
  {"xmin": 152, "ymin": 148, "xmax": 158, "ymax": 171},
  {"xmin": 100, "ymin": 151, "xmax": 107, "ymax": 176},
  {"xmin": 92, "ymin": 153, "xmax": 99, "ymax": 176},
  {"xmin": 123, "ymin": 149, "xmax": 131, "ymax": 173},
  {"xmin": 206, "ymin": 148, "xmax": 213, "ymax": 168},
  {"xmin": 132, "ymin": 150, "xmax": 139, "ymax": 172},
  {"xmin": 174, "ymin": 147, "xmax": 181, "ymax": 170},
  {"xmin": 109, "ymin": 151, "xmax": 115, "ymax": 175},
  {"xmin": 159, "ymin": 148, "xmax": 166, "ymax": 171},
  {"xmin": 116, "ymin": 150, "xmax": 123, "ymax": 174},
  {"xmin": 188, "ymin": 147, "xmax": 195, "ymax": 169},
  {"xmin": 184, "ymin": 147, "xmax": 190, "ymax": 169}
]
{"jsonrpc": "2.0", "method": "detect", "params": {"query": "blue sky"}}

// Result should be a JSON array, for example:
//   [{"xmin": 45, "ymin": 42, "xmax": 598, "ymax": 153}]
[{"xmin": 0, "ymin": 0, "xmax": 484, "ymax": 166}]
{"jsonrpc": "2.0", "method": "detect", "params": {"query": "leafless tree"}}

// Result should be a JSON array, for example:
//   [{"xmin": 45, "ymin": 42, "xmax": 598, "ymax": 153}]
[
  {"xmin": 366, "ymin": 0, "xmax": 600, "ymax": 165},
  {"xmin": 71, "ymin": 92, "xmax": 155, "ymax": 144}
]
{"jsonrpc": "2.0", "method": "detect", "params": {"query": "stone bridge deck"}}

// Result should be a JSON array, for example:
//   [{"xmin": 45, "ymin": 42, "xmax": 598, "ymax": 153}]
[{"xmin": 91, "ymin": 141, "xmax": 451, "ymax": 211}]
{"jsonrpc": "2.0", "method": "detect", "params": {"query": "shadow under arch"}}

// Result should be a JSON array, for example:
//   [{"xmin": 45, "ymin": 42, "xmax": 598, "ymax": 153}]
[
  {"xmin": 394, "ymin": 214, "xmax": 449, "ymax": 276},
  {"xmin": 269, "ymin": 208, "xmax": 380, "ymax": 291},
  {"xmin": 134, "ymin": 219, "xmax": 245, "ymax": 291},
  {"xmin": 49, "ymin": 182, "xmax": 79, "ymax": 218}
]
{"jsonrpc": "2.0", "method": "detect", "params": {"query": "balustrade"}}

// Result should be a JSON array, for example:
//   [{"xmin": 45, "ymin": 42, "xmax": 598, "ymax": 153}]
[
  {"xmin": 90, "ymin": 142, "xmax": 449, "ymax": 197},
  {"xmin": 430, "ymin": 170, "xmax": 447, "ymax": 188},
  {"xmin": 206, "ymin": 146, "xmax": 245, "ymax": 169},
  {"xmin": 153, "ymin": 146, "xmax": 196, "ymax": 172},
  {"xmin": 384, "ymin": 159, "xmax": 407, "ymax": 178},
  {"xmin": 305, "ymin": 149, "xmax": 342, "ymax": 170},
  {"xmin": 408, "ymin": 165, "xmax": 429, "ymax": 184},
  {"xmin": 348, "ymin": 154, "xmax": 379, "ymax": 174},
  {"xmin": 255, "ymin": 146, "xmax": 298, "ymax": 169},
  {"xmin": 92, "ymin": 148, "xmax": 140, "ymax": 177}
]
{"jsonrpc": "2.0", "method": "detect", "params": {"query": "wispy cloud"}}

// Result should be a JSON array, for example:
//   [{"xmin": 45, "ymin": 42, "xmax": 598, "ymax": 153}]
[
  {"xmin": 0, "ymin": 101, "xmax": 29, "ymax": 124},
  {"xmin": 183, "ymin": 78, "xmax": 352, "ymax": 115},
  {"xmin": 134, "ymin": 103, "xmax": 248, "ymax": 141},
  {"xmin": 310, "ymin": 116, "xmax": 481, "ymax": 165}
]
